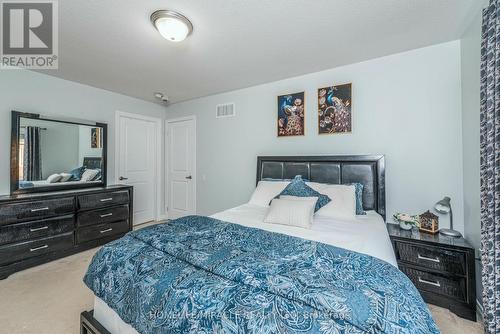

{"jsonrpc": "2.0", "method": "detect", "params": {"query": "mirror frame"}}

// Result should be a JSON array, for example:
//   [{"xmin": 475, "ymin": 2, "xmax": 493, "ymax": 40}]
[{"xmin": 10, "ymin": 110, "xmax": 108, "ymax": 194}]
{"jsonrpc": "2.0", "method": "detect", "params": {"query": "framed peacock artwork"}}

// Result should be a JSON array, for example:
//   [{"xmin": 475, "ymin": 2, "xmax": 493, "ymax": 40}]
[
  {"xmin": 277, "ymin": 92, "xmax": 305, "ymax": 137},
  {"xmin": 318, "ymin": 83, "xmax": 352, "ymax": 134}
]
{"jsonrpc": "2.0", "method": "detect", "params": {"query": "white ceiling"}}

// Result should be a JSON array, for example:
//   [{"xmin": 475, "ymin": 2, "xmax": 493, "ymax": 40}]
[{"xmin": 38, "ymin": 0, "xmax": 482, "ymax": 104}]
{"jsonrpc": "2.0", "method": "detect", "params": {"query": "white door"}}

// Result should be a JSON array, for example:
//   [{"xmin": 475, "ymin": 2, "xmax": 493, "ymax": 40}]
[
  {"xmin": 167, "ymin": 117, "xmax": 196, "ymax": 219},
  {"xmin": 117, "ymin": 112, "xmax": 159, "ymax": 225}
]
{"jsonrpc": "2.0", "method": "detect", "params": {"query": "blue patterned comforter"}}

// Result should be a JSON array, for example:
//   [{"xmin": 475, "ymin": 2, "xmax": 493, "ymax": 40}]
[{"xmin": 84, "ymin": 216, "xmax": 439, "ymax": 334}]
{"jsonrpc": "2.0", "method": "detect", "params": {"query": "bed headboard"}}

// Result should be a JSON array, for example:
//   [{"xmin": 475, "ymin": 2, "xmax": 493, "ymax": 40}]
[
  {"xmin": 83, "ymin": 157, "xmax": 102, "ymax": 170},
  {"xmin": 256, "ymin": 155, "xmax": 386, "ymax": 219}
]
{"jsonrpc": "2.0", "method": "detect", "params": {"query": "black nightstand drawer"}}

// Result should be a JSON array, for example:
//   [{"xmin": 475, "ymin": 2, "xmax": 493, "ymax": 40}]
[
  {"xmin": 400, "ymin": 265, "xmax": 467, "ymax": 302},
  {"xmin": 387, "ymin": 223, "xmax": 476, "ymax": 321},
  {"xmin": 393, "ymin": 240, "xmax": 466, "ymax": 275}
]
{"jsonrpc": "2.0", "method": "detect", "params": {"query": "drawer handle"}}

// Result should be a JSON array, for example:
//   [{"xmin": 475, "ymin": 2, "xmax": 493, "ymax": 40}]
[
  {"xmin": 30, "ymin": 245, "xmax": 49, "ymax": 252},
  {"xmin": 418, "ymin": 276, "xmax": 441, "ymax": 287},
  {"xmin": 30, "ymin": 226, "xmax": 49, "ymax": 232},
  {"xmin": 100, "ymin": 228, "xmax": 113, "ymax": 234},
  {"xmin": 417, "ymin": 254, "xmax": 440, "ymax": 263},
  {"xmin": 100, "ymin": 213, "xmax": 113, "ymax": 218},
  {"xmin": 100, "ymin": 198, "xmax": 113, "ymax": 202},
  {"xmin": 30, "ymin": 207, "xmax": 49, "ymax": 212}
]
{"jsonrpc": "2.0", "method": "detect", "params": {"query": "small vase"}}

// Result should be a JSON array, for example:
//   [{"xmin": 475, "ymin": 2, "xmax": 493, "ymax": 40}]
[{"xmin": 399, "ymin": 221, "xmax": 414, "ymax": 230}]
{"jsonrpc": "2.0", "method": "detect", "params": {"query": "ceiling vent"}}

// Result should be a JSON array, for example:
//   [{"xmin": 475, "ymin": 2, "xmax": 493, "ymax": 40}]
[{"xmin": 216, "ymin": 103, "xmax": 235, "ymax": 118}]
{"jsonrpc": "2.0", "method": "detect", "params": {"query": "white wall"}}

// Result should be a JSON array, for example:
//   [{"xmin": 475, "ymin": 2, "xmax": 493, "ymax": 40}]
[
  {"xmin": 20, "ymin": 117, "xmax": 80, "ymax": 179},
  {"xmin": 39, "ymin": 122, "xmax": 79, "ymax": 179},
  {"xmin": 461, "ymin": 6, "xmax": 482, "ymax": 258},
  {"xmin": 461, "ymin": 6, "xmax": 484, "ymax": 309},
  {"xmin": 0, "ymin": 70, "xmax": 166, "ymax": 215},
  {"xmin": 167, "ymin": 41, "xmax": 465, "ymax": 233}
]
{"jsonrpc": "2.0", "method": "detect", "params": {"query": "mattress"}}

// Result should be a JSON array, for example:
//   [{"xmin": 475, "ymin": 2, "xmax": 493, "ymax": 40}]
[{"xmin": 93, "ymin": 204, "xmax": 397, "ymax": 334}]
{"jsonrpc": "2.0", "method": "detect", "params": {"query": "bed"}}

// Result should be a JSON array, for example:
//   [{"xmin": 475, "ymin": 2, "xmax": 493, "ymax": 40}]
[
  {"xmin": 81, "ymin": 155, "xmax": 439, "ymax": 334},
  {"xmin": 19, "ymin": 157, "xmax": 103, "ymax": 189}
]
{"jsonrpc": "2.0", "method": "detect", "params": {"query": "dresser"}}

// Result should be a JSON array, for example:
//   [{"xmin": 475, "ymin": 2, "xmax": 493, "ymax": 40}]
[
  {"xmin": 387, "ymin": 223, "xmax": 476, "ymax": 321},
  {"xmin": 0, "ymin": 185, "xmax": 133, "ymax": 279}
]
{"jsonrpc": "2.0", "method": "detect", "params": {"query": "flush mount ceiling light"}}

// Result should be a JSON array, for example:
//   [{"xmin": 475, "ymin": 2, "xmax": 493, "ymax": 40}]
[{"xmin": 151, "ymin": 10, "xmax": 193, "ymax": 42}]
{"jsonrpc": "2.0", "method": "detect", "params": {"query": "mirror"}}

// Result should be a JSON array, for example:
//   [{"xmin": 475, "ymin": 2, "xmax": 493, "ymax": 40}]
[{"xmin": 11, "ymin": 111, "xmax": 107, "ymax": 194}]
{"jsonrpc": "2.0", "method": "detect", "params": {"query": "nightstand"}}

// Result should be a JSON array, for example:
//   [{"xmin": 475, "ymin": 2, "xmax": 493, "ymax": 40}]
[{"xmin": 387, "ymin": 223, "xmax": 476, "ymax": 321}]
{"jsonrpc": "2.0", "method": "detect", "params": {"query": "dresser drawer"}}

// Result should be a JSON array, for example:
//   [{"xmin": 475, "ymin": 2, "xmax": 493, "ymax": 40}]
[
  {"xmin": 77, "ymin": 220, "xmax": 129, "ymax": 244},
  {"xmin": 77, "ymin": 205, "xmax": 129, "ymax": 227},
  {"xmin": 0, "ymin": 232, "xmax": 74, "ymax": 266},
  {"xmin": 400, "ymin": 265, "xmax": 467, "ymax": 302},
  {"xmin": 78, "ymin": 191, "xmax": 129, "ymax": 210},
  {"xmin": 393, "ymin": 240, "xmax": 466, "ymax": 275},
  {"xmin": 0, "ymin": 215, "xmax": 74, "ymax": 246},
  {"xmin": 0, "ymin": 197, "xmax": 75, "ymax": 225}
]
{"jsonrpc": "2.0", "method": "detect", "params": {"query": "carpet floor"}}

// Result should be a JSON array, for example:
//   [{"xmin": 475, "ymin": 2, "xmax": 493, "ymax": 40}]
[{"xmin": 0, "ymin": 246, "xmax": 484, "ymax": 334}]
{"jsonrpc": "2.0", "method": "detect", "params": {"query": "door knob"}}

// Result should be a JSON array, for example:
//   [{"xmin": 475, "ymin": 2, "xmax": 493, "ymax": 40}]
[
  {"xmin": 185, "ymin": 175, "xmax": 192, "ymax": 179},
  {"xmin": 119, "ymin": 176, "xmax": 128, "ymax": 180}
]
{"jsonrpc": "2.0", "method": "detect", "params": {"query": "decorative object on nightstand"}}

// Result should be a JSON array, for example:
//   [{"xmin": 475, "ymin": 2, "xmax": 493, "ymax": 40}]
[
  {"xmin": 393, "ymin": 212, "xmax": 419, "ymax": 230},
  {"xmin": 435, "ymin": 196, "xmax": 462, "ymax": 237},
  {"xmin": 387, "ymin": 223, "xmax": 476, "ymax": 321},
  {"xmin": 419, "ymin": 210, "xmax": 439, "ymax": 234}
]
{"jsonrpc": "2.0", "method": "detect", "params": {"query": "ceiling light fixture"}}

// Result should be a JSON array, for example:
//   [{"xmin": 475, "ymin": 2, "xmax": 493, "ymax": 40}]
[{"xmin": 151, "ymin": 10, "xmax": 193, "ymax": 42}]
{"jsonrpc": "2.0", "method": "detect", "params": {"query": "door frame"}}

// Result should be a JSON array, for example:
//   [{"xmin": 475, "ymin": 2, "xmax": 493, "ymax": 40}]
[
  {"xmin": 115, "ymin": 110, "xmax": 164, "ymax": 222},
  {"xmin": 165, "ymin": 115, "xmax": 197, "ymax": 218}
]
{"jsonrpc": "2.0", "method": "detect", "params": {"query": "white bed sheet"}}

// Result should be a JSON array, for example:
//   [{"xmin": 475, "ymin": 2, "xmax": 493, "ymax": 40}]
[
  {"xmin": 93, "ymin": 204, "xmax": 397, "ymax": 334},
  {"xmin": 212, "ymin": 204, "xmax": 396, "ymax": 266}
]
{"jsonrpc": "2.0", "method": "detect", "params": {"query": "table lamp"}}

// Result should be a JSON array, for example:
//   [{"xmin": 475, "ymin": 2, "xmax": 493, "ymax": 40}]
[{"xmin": 435, "ymin": 196, "xmax": 462, "ymax": 237}]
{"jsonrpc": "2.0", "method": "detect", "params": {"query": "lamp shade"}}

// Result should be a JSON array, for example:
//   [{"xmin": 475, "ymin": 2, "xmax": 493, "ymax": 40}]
[
  {"xmin": 435, "ymin": 196, "xmax": 451, "ymax": 214},
  {"xmin": 151, "ymin": 10, "xmax": 193, "ymax": 42}
]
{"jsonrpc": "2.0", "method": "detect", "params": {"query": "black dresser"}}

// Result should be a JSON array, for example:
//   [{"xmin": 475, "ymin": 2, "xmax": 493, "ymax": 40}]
[
  {"xmin": 0, "ymin": 185, "xmax": 133, "ymax": 279},
  {"xmin": 387, "ymin": 223, "xmax": 476, "ymax": 321}
]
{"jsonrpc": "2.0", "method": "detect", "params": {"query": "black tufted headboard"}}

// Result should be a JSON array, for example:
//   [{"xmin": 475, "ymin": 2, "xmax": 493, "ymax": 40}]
[
  {"xmin": 83, "ymin": 157, "xmax": 102, "ymax": 170},
  {"xmin": 256, "ymin": 155, "xmax": 386, "ymax": 219}
]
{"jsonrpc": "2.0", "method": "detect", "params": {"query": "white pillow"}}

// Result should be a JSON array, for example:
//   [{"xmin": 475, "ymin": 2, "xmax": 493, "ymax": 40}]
[
  {"xmin": 264, "ymin": 197, "xmax": 317, "ymax": 229},
  {"xmin": 248, "ymin": 181, "xmax": 290, "ymax": 207},
  {"xmin": 307, "ymin": 183, "xmax": 356, "ymax": 220},
  {"xmin": 59, "ymin": 173, "xmax": 72, "ymax": 182},
  {"xmin": 80, "ymin": 169, "xmax": 100, "ymax": 182},
  {"xmin": 47, "ymin": 174, "xmax": 62, "ymax": 183}
]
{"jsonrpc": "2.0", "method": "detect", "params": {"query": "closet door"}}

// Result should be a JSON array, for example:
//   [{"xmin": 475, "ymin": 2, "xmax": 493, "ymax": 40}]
[{"xmin": 166, "ymin": 117, "xmax": 196, "ymax": 219}]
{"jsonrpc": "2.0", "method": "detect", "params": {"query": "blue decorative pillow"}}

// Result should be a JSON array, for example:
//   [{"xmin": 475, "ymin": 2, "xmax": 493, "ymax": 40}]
[
  {"xmin": 276, "ymin": 175, "xmax": 331, "ymax": 212},
  {"xmin": 69, "ymin": 166, "xmax": 85, "ymax": 181},
  {"xmin": 350, "ymin": 183, "xmax": 366, "ymax": 215}
]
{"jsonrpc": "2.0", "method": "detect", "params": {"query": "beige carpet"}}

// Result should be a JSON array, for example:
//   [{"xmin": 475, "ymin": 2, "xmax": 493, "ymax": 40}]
[{"xmin": 0, "ymin": 246, "xmax": 484, "ymax": 334}]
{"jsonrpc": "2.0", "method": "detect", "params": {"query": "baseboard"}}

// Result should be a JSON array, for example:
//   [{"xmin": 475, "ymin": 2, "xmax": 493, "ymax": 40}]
[{"xmin": 157, "ymin": 214, "xmax": 169, "ymax": 221}]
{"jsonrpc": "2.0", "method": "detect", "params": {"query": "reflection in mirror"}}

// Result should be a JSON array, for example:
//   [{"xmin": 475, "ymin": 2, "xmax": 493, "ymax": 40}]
[{"xmin": 18, "ymin": 117, "xmax": 104, "ymax": 190}]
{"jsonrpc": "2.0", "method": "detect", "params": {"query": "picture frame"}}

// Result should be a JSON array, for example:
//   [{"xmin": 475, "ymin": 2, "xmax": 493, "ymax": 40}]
[
  {"xmin": 91, "ymin": 127, "xmax": 102, "ymax": 148},
  {"xmin": 277, "ymin": 91, "xmax": 305, "ymax": 137},
  {"xmin": 318, "ymin": 83, "xmax": 352, "ymax": 134}
]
